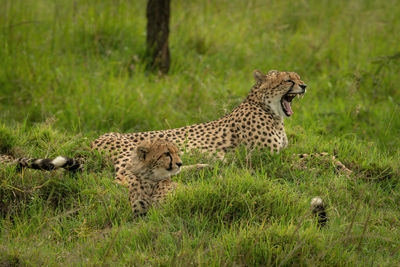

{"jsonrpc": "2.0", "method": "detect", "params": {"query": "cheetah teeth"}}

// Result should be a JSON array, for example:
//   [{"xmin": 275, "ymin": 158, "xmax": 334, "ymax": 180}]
[
  {"xmin": 285, "ymin": 92, "xmax": 305, "ymax": 100},
  {"xmin": 298, "ymin": 93, "xmax": 305, "ymax": 99}
]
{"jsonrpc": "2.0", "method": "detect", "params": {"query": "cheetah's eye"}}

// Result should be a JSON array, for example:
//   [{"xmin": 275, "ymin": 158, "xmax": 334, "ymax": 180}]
[
  {"xmin": 286, "ymin": 80, "xmax": 294, "ymax": 84},
  {"xmin": 164, "ymin": 152, "xmax": 171, "ymax": 157}
]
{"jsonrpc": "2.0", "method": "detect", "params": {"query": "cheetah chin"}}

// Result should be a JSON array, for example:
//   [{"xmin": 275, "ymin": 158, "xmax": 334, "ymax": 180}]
[{"xmin": 281, "ymin": 90, "xmax": 305, "ymax": 117}]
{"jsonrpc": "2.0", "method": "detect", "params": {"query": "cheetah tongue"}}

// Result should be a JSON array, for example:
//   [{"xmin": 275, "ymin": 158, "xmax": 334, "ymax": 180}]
[{"xmin": 282, "ymin": 99, "xmax": 293, "ymax": 116}]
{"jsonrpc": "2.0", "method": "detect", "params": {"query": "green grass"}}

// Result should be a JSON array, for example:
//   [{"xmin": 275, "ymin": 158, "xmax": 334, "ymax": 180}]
[{"xmin": 1, "ymin": 0, "xmax": 400, "ymax": 265}]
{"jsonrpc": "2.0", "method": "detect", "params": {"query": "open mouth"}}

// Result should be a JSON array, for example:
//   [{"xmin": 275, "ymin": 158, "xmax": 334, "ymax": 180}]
[{"xmin": 281, "ymin": 92, "xmax": 304, "ymax": 117}]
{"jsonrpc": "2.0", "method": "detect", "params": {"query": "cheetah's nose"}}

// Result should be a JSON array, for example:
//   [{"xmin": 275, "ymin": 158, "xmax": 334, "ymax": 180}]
[
  {"xmin": 176, "ymin": 162, "xmax": 183, "ymax": 167},
  {"xmin": 300, "ymin": 84, "xmax": 307, "ymax": 91}
]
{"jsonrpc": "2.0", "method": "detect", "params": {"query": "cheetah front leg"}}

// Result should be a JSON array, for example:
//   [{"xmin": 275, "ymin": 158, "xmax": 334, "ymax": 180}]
[
  {"xmin": 178, "ymin": 148, "xmax": 224, "ymax": 172},
  {"xmin": 129, "ymin": 192, "xmax": 151, "ymax": 217},
  {"xmin": 294, "ymin": 152, "xmax": 352, "ymax": 176},
  {"xmin": 180, "ymin": 163, "xmax": 211, "ymax": 172},
  {"xmin": 151, "ymin": 179, "xmax": 178, "ymax": 206},
  {"xmin": 130, "ymin": 198, "xmax": 151, "ymax": 217},
  {"xmin": 128, "ymin": 182, "xmax": 152, "ymax": 217}
]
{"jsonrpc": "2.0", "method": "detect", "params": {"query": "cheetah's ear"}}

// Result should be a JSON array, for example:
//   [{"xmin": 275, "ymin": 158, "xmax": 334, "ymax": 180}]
[
  {"xmin": 253, "ymin": 70, "xmax": 266, "ymax": 83},
  {"xmin": 136, "ymin": 146, "xmax": 149, "ymax": 161},
  {"xmin": 267, "ymin": 70, "xmax": 278, "ymax": 75}
]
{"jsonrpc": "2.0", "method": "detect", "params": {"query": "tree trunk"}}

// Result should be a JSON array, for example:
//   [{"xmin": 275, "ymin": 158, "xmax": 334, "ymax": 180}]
[{"xmin": 146, "ymin": 0, "xmax": 170, "ymax": 74}]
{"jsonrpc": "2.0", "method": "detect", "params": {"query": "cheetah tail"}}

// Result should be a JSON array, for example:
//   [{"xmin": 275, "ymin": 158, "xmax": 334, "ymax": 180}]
[
  {"xmin": 0, "ymin": 154, "xmax": 83, "ymax": 172},
  {"xmin": 310, "ymin": 197, "xmax": 327, "ymax": 227}
]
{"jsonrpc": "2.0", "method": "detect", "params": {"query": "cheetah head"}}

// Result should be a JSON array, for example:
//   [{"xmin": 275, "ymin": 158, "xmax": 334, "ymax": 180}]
[
  {"xmin": 252, "ymin": 70, "xmax": 307, "ymax": 118},
  {"xmin": 129, "ymin": 139, "xmax": 182, "ymax": 181}
]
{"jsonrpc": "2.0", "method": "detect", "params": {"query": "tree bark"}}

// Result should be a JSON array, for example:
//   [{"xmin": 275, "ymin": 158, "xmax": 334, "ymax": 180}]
[{"xmin": 146, "ymin": 0, "xmax": 170, "ymax": 74}]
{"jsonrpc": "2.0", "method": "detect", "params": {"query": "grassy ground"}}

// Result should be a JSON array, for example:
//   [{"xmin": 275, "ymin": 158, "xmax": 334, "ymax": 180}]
[{"xmin": 1, "ymin": 0, "xmax": 400, "ymax": 265}]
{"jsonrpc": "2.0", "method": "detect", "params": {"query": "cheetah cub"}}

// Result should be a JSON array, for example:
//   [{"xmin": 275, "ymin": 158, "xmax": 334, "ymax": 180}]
[{"xmin": 125, "ymin": 139, "xmax": 182, "ymax": 217}]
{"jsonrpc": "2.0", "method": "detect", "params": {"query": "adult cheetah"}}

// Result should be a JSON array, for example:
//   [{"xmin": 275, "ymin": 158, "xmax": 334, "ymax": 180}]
[{"xmin": 94, "ymin": 70, "xmax": 310, "ymax": 182}]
